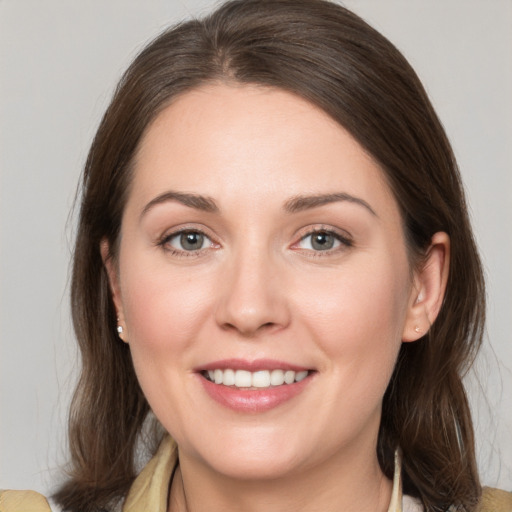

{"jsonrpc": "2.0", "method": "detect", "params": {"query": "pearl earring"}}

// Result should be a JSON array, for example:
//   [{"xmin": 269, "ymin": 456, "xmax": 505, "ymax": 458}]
[
  {"xmin": 414, "ymin": 326, "xmax": 421, "ymax": 334},
  {"xmin": 116, "ymin": 316, "xmax": 124, "ymax": 337}
]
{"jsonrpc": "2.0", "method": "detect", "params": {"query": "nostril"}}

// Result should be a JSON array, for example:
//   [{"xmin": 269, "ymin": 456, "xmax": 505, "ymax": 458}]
[
  {"xmin": 214, "ymin": 279, "xmax": 291, "ymax": 336},
  {"xmin": 220, "ymin": 320, "xmax": 278, "ymax": 337}
]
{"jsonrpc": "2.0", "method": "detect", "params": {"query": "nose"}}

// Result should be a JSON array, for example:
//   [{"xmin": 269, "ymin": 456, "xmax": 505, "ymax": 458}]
[{"xmin": 215, "ymin": 248, "xmax": 290, "ymax": 337}]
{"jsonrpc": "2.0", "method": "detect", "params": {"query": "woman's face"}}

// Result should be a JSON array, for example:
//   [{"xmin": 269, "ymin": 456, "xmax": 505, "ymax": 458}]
[{"xmin": 108, "ymin": 84, "xmax": 424, "ymax": 479}]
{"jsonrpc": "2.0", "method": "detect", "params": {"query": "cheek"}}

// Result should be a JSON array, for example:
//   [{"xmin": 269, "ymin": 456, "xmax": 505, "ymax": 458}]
[
  {"xmin": 119, "ymin": 257, "xmax": 215, "ymax": 362},
  {"xmin": 295, "ymin": 253, "xmax": 410, "ymax": 377},
  {"xmin": 117, "ymin": 258, "xmax": 218, "ymax": 437}
]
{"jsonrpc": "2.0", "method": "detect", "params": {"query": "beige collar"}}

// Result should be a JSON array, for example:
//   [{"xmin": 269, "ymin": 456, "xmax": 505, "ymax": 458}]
[
  {"xmin": 123, "ymin": 436, "xmax": 404, "ymax": 512},
  {"xmin": 388, "ymin": 448, "xmax": 403, "ymax": 512}
]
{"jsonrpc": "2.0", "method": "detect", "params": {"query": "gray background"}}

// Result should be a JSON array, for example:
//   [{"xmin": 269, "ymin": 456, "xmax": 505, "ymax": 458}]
[{"xmin": 1, "ymin": 0, "xmax": 511, "ymax": 497}]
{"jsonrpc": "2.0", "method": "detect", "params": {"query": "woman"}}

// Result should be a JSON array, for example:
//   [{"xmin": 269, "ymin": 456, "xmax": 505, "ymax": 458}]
[{"xmin": 1, "ymin": 1, "xmax": 510, "ymax": 511}]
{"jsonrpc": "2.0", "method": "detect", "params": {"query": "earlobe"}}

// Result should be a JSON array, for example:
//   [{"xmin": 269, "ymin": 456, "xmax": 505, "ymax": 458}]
[
  {"xmin": 402, "ymin": 232, "xmax": 450, "ymax": 342},
  {"xmin": 100, "ymin": 239, "xmax": 128, "ymax": 342}
]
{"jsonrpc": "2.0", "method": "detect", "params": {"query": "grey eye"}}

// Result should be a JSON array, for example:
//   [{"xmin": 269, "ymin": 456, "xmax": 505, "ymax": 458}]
[
  {"xmin": 169, "ymin": 231, "xmax": 209, "ymax": 251},
  {"xmin": 297, "ymin": 231, "xmax": 342, "ymax": 251},
  {"xmin": 311, "ymin": 232, "xmax": 336, "ymax": 250}
]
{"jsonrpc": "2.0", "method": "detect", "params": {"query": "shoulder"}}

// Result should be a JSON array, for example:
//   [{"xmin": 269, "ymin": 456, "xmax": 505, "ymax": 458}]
[
  {"xmin": 0, "ymin": 490, "xmax": 52, "ymax": 511},
  {"xmin": 477, "ymin": 486, "xmax": 512, "ymax": 512}
]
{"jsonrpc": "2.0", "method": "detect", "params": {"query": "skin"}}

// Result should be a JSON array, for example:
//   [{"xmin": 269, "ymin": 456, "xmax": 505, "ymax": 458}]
[{"xmin": 104, "ymin": 84, "xmax": 449, "ymax": 512}]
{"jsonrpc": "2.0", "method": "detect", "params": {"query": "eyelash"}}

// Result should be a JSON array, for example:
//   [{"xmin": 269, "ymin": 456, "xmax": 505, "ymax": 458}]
[{"xmin": 157, "ymin": 226, "xmax": 353, "ymax": 258}]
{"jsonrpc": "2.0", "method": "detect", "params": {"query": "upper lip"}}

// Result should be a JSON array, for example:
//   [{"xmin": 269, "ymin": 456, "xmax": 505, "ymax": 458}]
[{"xmin": 195, "ymin": 358, "xmax": 311, "ymax": 372}]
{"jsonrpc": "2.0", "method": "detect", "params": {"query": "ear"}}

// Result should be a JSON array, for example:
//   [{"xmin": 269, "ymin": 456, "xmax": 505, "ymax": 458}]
[
  {"xmin": 100, "ymin": 239, "xmax": 127, "ymax": 342},
  {"xmin": 402, "ymin": 232, "xmax": 450, "ymax": 342}
]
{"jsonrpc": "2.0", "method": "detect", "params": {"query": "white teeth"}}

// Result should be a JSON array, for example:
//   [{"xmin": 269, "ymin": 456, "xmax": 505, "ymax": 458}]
[
  {"xmin": 223, "ymin": 368, "xmax": 235, "ymax": 386},
  {"xmin": 204, "ymin": 368, "xmax": 310, "ymax": 388},
  {"xmin": 214, "ymin": 369, "xmax": 223, "ymax": 384},
  {"xmin": 295, "ymin": 370, "xmax": 308, "ymax": 382},
  {"xmin": 252, "ymin": 370, "xmax": 271, "ymax": 388},
  {"xmin": 284, "ymin": 370, "xmax": 295, "ymax": 384},
  {"xmin": 235, "ymin": 370, "xmax": 252, "ymax": 387},
  {"xmin": 270, "ymin": 369, "xmax": 285, "ymax": 386}
]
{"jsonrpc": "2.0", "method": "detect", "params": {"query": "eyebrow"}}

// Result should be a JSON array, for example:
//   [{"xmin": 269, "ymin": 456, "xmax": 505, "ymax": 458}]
[
  {"xmin": 284, "ymin": 193, "xmax": 377, "ymax": 216},
  {"xmin": 140, "ymin": 191, "xmax": 219, "ymax": 219},
  {"xmin": 140, "ymin": 190, "xmax": 376, "ymax": 219}
]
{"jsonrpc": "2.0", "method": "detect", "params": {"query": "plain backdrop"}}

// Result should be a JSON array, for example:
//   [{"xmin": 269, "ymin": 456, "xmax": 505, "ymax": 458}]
[{"xmin": 1, "ymin": 0, "xmax": 511, "ymax": 497}]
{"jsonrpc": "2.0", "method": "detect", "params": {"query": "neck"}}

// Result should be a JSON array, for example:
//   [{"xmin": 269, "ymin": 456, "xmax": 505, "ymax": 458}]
[{"xmin": 168, "ymin": 445, "xmax": 392, "ymax": 512}]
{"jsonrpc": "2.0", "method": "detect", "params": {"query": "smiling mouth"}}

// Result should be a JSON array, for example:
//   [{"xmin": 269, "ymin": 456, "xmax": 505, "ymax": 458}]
[{"xmin": 201, "ymin": 369, "xmax": 312, "ymax": 389}]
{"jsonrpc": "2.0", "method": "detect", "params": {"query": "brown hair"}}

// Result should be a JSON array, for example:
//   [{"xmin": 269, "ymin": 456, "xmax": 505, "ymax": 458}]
[{"xmin": 55, "ymin": 1, "xmax": 485, "ymax": 510}]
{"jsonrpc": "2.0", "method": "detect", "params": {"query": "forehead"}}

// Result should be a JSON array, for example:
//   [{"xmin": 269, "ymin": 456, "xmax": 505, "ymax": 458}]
[{"xmin": 131, "ymin": 83, "xmax": 399, "ymax": 220}]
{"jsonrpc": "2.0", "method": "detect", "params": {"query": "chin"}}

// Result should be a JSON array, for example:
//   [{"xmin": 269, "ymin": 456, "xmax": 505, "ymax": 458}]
[
  {"xmin": 206, "ymin": 451, "xmax": 303, "ymax": 481},
  {"xmin": 179, "ymin": 426, "xmax": 309, "ymax": 481}
]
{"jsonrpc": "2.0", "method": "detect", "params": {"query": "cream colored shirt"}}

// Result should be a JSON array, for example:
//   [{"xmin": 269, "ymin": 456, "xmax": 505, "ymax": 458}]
[
  {"xmin": 122, "ymin": 436, "xmax": 416, "ymax": 512},
  {"xmin": 2, "ymin": 436, "xmax": 511, "ymax": 511}
]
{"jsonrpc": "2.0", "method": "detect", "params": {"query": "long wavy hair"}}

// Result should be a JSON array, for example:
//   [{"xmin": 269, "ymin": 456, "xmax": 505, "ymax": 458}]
[{"xmin": 55, "ymin": 1, "xmax": 485, "ymax": 510}]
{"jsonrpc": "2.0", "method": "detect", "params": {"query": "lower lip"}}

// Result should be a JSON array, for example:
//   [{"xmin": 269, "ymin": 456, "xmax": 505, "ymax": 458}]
[{"xmin": 198, "ymin": 374, "xmax": 312, "ymax": 413}]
